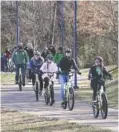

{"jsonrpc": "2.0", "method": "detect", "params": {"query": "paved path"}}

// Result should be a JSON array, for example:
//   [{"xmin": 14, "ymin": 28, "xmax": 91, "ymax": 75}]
[{"xmin": 1, "ymin": 82, "xmax": 118, "ymax": 132}]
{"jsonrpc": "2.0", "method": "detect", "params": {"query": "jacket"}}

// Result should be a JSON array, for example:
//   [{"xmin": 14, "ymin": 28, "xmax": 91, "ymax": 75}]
[
  {"xmin": 30, "ymin": 56, "xmax": 44, "ymax": 72},
  {"xmin": 58, "ymin": 57, "xmax": 79, "ymax": 74},
  {"xmin": 40, "ymin": 61, "xmax": 58, "ymax": 80},
  {"xmin": 12, "ymin": 49, "xmax": 29, "ymax": 65},
  {"xmin": 24, "ymin": 47, "xmax": 34, "ymax": 60},
  {"xmin": 53, "ymin": 53, "xmax": 64, "ymax": 64},
  {"xmin": 88, "ymin": 65, "xmax": 112, "ymax": 81}
]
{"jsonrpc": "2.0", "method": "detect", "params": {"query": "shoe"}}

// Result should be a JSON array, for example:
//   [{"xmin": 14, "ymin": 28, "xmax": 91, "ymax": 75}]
[
  {"xmin": 61, "ymin": 101, "xmax": 65, "ymax": 106},
  {"xmin": 22, "ymin": 82, "xmax": 25, "ymax": 86},
  {"xmin": 15, "ymin": 82, "xmax": 18, "ymax": 84},
  {"xmin": 52, "ymin": 100, "xmax": 55, "ymax": 105}
]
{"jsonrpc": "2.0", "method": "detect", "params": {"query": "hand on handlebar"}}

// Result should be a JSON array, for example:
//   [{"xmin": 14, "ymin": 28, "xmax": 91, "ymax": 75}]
[{"xmin": 77, "ymin": 71, "xmax": 81, "ymax": 75}]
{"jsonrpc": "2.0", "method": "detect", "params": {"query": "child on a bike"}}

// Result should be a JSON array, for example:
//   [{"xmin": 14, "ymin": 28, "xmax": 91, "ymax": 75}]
[
  {"xmin": 88, "ymin": 56, "xmax": 112, "ymax": 101},
  {"xmin": 30, "ymin": 51, "xmax": 44, "ymax": 92},
  {"xmin": 40, "ymin": 54, "xmax": 58, "ymax": 103}
]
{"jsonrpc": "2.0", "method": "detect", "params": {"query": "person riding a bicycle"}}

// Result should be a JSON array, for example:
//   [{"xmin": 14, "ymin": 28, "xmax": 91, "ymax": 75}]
[
  {"xmin": 12, "ymin": 43, "xmax": 29, "ymax": 86},
  {"xmin": 40, "ymin": 54, "xmax": 58, "ymax": 99},
  {"xmin": 58, "ymin": 48, "xmax": 81, "ymax": 106},
  {"xmin": 88, "ymin": 56, "xmax": 112, "ymax": 101},
  {"xmin": 30, "ymin": 51, "xmax": 44, "ymax": 92}
]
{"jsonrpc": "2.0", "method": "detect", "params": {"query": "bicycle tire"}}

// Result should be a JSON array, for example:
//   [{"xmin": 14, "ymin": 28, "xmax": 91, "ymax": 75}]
[
  {"xmin": 62, "ymin": 89, "xmax": 67, "ymax": 109},
  {"xmin": 19, "ymin": 74, "xmax": 22, "ymax": 91},
  {"xmin": 45, "ymin": 87, "xmax": 49, "ymax": 105},
  {"xmin": 49, "ymin": 84, "xmax": 54, "ymax": 106},
  {"xmin": 68, "ymin": 87, "xmax": 75, "ymax": 111},
  {"xmin": 92, "ymin": 96, "xmax": 99, "ymax": 118},
  {"xmin": 35, "ymin": 81, "xmax": 39, "ymax": 101},
  {"xmin": 101, "ymin": 93, "xmax": 108, "ymax": 119}
]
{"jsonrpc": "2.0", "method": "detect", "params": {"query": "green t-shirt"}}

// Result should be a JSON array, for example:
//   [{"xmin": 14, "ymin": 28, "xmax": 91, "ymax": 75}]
[{"xmin": 53, "ymin": 53, "xmax": 64, "ymax": 64}]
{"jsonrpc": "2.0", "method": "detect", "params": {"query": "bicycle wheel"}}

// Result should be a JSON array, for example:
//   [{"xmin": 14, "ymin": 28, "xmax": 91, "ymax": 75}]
[
  {"xmin": 19, "ymin": 74, "xmax": 22, "ymax": 91},
  {"xmin": 68, "ymin": 87, "xmax": 75, "ymax": 111},
  {"xmin": 49, "ymin": 84, "xmax": 54, "ymax": 106},
  {"xmin": 92, "ymin": 96, "xmax": 99, "ymax": 118},
  {"xmin": 44, "ymin": 87, "xmax": 50, "ymax": 105},
  {"xmin": 62, "ymin": 89, "xmax": 67, "ymax": 109},
  {"xmin": 35, "ymin": 81, "xmax": 39, "ymax": 101},
  {"xmin": 101, "ymin": 93, "xmax": 108, "ymax": 119}
]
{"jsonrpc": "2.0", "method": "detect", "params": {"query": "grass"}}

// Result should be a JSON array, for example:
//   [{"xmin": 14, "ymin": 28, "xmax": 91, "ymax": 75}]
[
  {"xmin": 1, "ymin": 108, "xmax": 112, "ymax": 132},
  {"xmin": 1, "ymin": 73, "xmax": 15, "ymax": 84}
]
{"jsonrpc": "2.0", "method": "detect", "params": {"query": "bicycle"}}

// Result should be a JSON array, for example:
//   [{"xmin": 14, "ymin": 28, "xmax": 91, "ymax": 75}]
[
  {"xmin": 32, "ymin": 70, "xmax": 42, "ymax": 101},
  {"xmin": 43, "ymin": 72, "xmax": 55, "ymax": 106},
  {"xmin": 92, "ymin": 77, "xmax": 112, "ymax": 119},
  {"xmin": 61, "ymin": 71, "xmax": 76, "ymax": 111}
]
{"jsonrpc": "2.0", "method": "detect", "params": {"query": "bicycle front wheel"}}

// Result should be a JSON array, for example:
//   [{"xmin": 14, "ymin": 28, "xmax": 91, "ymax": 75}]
[
  {"xmin": 62, "ymin": 89, "xmax": 67, "ymax": 109},
  {"xmin": 19, "ymin": 74, "xmax": 22, "ymax": 91},
  {"xmin": 68, "ymin": 87, "xmax": 75, "ymax": 111},
  {"xmin": 35, "ymin": 81, "xmax": 39, "ymax": 101},
  {"xmin": 101, "ymin": 93, "xmax": 108, "ymax": 119},
  {"xmin": 92, "ymin": 97, "xmax": 99, "ymax": 118},
  {"xmin": 45, "ymin": 87, "xmax": 50, "ymax": 105},
  {"xmin": 49, "ymin": 84, "xmax": 54, "ymax": 106}
]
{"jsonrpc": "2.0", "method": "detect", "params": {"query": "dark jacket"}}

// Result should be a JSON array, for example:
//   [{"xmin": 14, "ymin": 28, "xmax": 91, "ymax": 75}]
[
  {"xmin": 41, "ymin": 51, "xmax": 50, "ymax": 61},
  {"xmin": 30, "ymin": 57, "xmax": 44, "ymax": 72},
  {"xmin": 24, "ymin": 47, "xmax": 34, "ymax": 60},
  {"xmin": 48, "ymin": 46, "xmax": 56, "ymax": 56},
  {"xmin": 58, "ymin": 57, "xmax": 79, "ymax": 73},
  {"xmin": 88, "ymin": 65, "xmax": 112, "ymax": 81}
]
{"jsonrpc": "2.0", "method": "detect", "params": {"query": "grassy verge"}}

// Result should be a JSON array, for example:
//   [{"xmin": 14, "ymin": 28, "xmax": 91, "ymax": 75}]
[
  {"xmin": 1, "ymin": 109, "xmax": 112, "ymax": 132},
  {"xmin": 1, "ymin": 73, "xmax": 15, "ymax": 84}
]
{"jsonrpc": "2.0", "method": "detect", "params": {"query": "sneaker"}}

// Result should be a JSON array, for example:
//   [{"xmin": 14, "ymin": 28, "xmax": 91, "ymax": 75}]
[
  {"xmin": 61, "ymin": 101, "xmax": 65, "ymax": 106},
  {"xmin": 22, "ymin": 82, "xmax": 25, "ymax": 86},
  {"xmin": 15, "ymin": 81, "xmax": 18, "ymax": 84}
]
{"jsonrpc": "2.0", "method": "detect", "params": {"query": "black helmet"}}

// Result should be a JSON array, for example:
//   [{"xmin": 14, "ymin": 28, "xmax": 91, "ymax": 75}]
[
  {"xmin": 58, "ymin": 47, "xmax": 63, "ymax": 51},
  {"xmin": 95, "ymin": 56, "xmax": 103, "ymax": 62},
  {"xmin": 65, "ymin": 48, "xmax": 71, "ymax": 53}
]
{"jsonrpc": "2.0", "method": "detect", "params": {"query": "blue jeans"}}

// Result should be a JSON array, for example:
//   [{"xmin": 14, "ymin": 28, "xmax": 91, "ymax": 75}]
[
  {"xmin": 15, "ymin": 64, "xmax": 26, "ymax": 83},
  {"xmin": 59, "ymin": 74, "xmax": 69, "ymax": 101}
]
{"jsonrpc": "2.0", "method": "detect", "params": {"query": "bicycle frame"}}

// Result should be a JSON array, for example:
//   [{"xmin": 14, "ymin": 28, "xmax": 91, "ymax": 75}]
[
  {"xmin": 64, "ymin": 73, "xmax": 74, "ymax": 100},
  {"xmin": 97, "ymin": 84, "xmax": 107, "ymax": 109}
]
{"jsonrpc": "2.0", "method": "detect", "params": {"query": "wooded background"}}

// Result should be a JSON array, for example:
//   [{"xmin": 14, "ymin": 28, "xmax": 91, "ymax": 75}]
[{"xmin": 1, "ymin": 1, "xmax": 118, "ymax": 68}]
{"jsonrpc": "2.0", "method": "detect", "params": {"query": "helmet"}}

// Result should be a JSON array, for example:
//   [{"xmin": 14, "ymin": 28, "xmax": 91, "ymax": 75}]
[
  {"xmin": 17, "ymin": 43, "xmax": 23, "ymax": 48},
  {"xmin": 34, "ymin": 51, "xmax": 41, "ymax": 56},
  {"xmin": 47, "ymin": 54, "xmax": 53, "ymax": 60},
  {"xmin": 58, "ymin": 47, "xmax": 63, "ymax": 51},
  {"xmin": 95, "ymin": 56, "xmax": 103, "ymax": 62},
  {"xmin": 65, "ymin": 48, "xmax": 71, "ymax": 53}
]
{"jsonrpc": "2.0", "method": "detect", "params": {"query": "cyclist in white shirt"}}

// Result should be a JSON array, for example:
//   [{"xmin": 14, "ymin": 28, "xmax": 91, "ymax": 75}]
[{"xmin": 40, "ymin": 54, "xmax": 58, "ymax": 100}]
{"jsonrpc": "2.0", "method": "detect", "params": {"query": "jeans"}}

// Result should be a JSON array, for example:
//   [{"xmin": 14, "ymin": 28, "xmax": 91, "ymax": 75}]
[
  {"xmin": 59, "ymin": 74, "xmax": 69, "ymax": 101},
  {"xmin": 15, "ymin": 64, "xmax": 26, "ymax": 83}
]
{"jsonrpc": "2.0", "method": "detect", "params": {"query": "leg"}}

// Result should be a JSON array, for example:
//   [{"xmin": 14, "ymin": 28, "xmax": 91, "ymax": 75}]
[
  {"xmin": 91, "ymin": 81, "xmax": 97, "ymax": 100},
  {"xmin": 31, "ymin": 72, "xmax": 36, "ymax": 85},
  {"xmin": 15, "ymin": 64, "xmax": 19, "ymax": 84},
  {"xmin": 59, "ymin": 74, "xmax": 65, "ymax": 102},
  {"xmin": 21, "ymin": 64, "xmax": 26, "ymax": 86},
  {"xmin": 44, "ymin": 77, "xmax": 49, "ymax": 89},
  {"xmin": 38, "ymin": 74, "xmax": 43, "ymax": 91}
]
